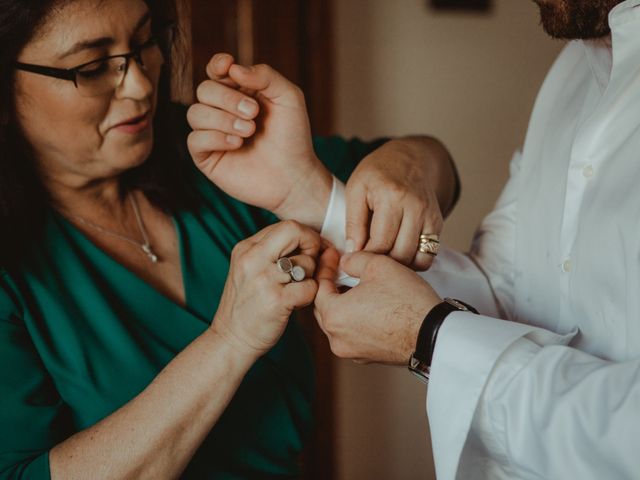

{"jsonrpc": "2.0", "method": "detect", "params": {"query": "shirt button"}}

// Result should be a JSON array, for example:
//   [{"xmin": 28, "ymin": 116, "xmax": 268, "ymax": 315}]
[
  {"xmin": 582, "ymin": 165, "xmax": 594, "ymax": 178},
  {"xmin": 562, "ymin": 259, "xmax": 573, "ymax": 272}
]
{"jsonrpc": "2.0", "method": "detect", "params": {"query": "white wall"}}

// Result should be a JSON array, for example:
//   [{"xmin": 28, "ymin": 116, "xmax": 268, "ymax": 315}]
[{"xmin": 331, "ymin": 1, "xmax": 564, "ymax": 478}]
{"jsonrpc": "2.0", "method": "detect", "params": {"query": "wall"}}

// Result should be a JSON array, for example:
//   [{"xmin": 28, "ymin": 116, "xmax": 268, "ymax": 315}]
[{"xmin": 331, "ymin": 1, "xmax": 563, "ymax": 478}]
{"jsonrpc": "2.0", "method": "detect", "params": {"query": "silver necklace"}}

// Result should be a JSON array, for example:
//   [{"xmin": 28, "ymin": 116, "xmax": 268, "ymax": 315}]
[{"xmin": 70, "ymin": 195, "xmax": 160, "ymax": 263}]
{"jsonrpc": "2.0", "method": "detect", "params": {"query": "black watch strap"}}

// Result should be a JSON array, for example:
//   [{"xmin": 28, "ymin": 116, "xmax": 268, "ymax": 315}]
[{"xmin": 408, "ymin": 298, "xmax": 478, "ymax": 382}]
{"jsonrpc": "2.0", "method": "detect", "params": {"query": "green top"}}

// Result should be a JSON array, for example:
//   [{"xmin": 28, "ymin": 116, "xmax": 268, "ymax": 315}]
[{"xmin": 0, "ymin": 136, "xmax": 386, "ymax": 479}]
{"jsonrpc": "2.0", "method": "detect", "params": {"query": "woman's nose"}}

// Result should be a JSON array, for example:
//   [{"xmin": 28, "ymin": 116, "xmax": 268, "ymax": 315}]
[{"xmin": 115, "ymin": 58, "xmax": 154, "ymax": 100}]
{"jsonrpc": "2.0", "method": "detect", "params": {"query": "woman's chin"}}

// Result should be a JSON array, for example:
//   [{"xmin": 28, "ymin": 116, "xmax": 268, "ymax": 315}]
[{"xmin": 107, "ymin": 139, "xmax": 154, "ymax": 173}]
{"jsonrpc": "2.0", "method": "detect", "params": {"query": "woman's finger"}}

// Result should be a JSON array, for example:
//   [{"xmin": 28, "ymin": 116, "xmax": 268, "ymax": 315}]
[
  {"xmin": 258, "ymin": 221, "xmax": 323, "ymax": 261},
  {"xmin": 196, "ymin": 79, "xmax": 260, "ymax": 121},
  {"xmin": 187, "ymin": 103, "xmax": 256, "ymax": 138},
  {"xmin": 364, "ymin": 199, "xmax": 402, "ymax": 254},
  {"xmin": 282, "ymin": 278, "xmax": 318, "ymax": 310},
  {"xmin": 269, "ymin": 254, "xmax": 317, "ymax": 285}
]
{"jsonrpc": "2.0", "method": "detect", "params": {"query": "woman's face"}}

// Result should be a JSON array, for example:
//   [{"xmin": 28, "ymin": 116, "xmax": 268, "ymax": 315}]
[{"xmin": 14, "ymin": 0, "xmax": 161, "ymax": 188}]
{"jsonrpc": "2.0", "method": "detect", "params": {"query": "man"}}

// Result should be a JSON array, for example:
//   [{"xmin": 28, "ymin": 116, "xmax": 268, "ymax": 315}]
[{"xmin": 314, "ymin": 0, "xmax": 640, "ymax": 478}]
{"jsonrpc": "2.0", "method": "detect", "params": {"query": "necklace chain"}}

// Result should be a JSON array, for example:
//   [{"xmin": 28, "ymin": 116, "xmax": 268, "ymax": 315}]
[{"xmin": 70, "ymin": 195, "xmax": 159, "ymax": 263}]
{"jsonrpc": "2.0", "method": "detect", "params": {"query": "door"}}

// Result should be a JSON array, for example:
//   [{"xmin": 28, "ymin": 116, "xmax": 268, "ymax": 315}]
[{"xmin": 175, "ymin": 1, "xmax": 336, "ymax": 478}]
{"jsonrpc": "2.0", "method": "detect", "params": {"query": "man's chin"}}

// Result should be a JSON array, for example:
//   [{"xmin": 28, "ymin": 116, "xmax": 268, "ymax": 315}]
[{"xmin": 535, "ymin": 0, "xmax": 620, "ymax": 40}]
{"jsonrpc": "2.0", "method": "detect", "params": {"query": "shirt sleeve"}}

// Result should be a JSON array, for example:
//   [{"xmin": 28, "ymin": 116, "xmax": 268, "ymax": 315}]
[
  {"xmin": 427, "ymin": 313, "xmax": 576, "ymax": 479},
  {"xmin": 0, "ymin": 274, "xmax": 68, "ymax": 479},
  {"xmin": 422, "ymin": 146, "xmax": 639, "ymax": 478},
  {"xmin": 436, "ymin": 322, "xmax": 640, "ymax": 480}
]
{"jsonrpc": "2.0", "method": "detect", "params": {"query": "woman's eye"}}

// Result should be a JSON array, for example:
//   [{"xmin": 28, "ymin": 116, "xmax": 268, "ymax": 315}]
[{"xmin": 77, "ymin": 61, "xmax": 110, "ymax": 79}]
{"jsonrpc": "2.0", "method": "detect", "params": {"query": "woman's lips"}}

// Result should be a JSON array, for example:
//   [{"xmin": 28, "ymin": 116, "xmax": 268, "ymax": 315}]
[{"xmin": 113, "ymin": 113, "xmax": 150, "ymax": 134}]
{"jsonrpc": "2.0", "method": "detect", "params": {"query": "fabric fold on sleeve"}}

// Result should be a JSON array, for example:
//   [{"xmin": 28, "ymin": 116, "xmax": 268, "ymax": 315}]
[{"xmin": 427, "ymin": 311, "xmax": 575, "ymax": 480}]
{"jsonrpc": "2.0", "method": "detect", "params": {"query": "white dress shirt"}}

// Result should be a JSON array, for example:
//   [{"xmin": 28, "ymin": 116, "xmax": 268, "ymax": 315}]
[{"xmin": 321, "ymin": 1, "xmax": 640, "ymax": 478}]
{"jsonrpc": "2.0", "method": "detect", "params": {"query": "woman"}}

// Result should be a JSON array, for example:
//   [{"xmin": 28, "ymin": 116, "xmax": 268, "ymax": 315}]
[{"xmin": 0, "ymin": 0, "xmax": 457, "ymax": 478}]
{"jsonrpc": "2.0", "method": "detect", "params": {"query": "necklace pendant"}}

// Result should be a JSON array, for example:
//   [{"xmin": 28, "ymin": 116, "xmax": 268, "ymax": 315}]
[{"xmin": 142, "ymin": 244, "xmax": 159, "ymax": 263}]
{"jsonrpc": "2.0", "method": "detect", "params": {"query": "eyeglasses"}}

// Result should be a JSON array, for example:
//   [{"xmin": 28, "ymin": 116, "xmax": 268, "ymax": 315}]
[{"xmin": 15, "ymin": 34, "xmax": 166, "ymax": 97}]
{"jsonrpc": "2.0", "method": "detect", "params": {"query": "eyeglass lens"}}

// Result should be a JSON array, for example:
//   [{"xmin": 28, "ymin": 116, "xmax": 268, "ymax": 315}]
[{"xmin": 74, "ymin": 42, "xmax": 163, "ymax": 97}]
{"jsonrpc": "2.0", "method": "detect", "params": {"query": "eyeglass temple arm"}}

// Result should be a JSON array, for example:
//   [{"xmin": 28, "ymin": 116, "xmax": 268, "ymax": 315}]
[{"xmin": 15, "ymin": 63, "xmax": 76, "ymax": 81}]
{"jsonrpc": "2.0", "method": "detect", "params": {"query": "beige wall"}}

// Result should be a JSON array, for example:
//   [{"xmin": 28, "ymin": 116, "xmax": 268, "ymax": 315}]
[{"xmin": 331, "ymin": 1, "xmax": 563, "ymax": 478}]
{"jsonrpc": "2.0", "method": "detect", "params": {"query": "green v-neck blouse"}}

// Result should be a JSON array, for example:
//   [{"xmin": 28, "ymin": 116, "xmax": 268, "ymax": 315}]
[{"xmin": 0, "ymin": 136, "xmax": 386, "ymax": 479}]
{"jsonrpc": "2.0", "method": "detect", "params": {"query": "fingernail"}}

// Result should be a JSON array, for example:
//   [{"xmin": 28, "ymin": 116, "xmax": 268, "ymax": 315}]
[
  {"xmin": 238, "ymin": 98, "xmax": 257, "ymax": 116},
  {"xmin": 234, "ymin": 64, "xmax": 252, "ymax": 74},
  {"xmin": 226, "ymin": 134, "xmax": 242, "ymax": 146},
  {"xmin": 345, "ymin": 238, "xmax": 355, "ymax": 253},
  {"xmin": 233, "ymin": 118, "xmax": 253, "ymax": 134}
]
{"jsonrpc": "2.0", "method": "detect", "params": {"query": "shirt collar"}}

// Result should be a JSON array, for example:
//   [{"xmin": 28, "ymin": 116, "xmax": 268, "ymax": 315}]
[{"xmin": 581, "ymin": 0, "xmax": 640, "ymax": 92}]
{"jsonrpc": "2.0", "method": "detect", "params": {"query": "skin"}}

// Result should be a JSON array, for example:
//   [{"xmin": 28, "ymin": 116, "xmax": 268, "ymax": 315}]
[
  {"xmin": 315, "ymin": 247, "xmax": 441, "ymax": 364},
  {"xmin": 13, "ymin": 1, "xmax": 320, "ymax": 478},
  {"xmin": 12, "ymin": 0, "xmax": 459, "ymax": 475},
  {"xmin": 15, "ymin": 0, "xmax": 185, "ymax": 304},
  {"xmin": 188, "ymin": 54, "xmax": 458, "ymax": 271},
  {"xmin": 313, "ymin": 0, "xmax": 627, "ymax": 365}
]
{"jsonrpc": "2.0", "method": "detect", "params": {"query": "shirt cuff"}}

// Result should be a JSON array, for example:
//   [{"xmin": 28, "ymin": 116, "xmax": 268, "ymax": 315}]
[
  {"xmin": 320, "ymin": 177, "xmax": 360, "ymax": 287},
  {"xmin": 427, "ymin": 312, "xmax": 575, "ymax": 479}
]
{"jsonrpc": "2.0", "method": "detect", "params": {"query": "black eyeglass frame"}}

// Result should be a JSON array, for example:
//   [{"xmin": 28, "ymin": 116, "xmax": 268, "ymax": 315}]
[{"xmin": 14, "ymin": 31, "xmax": 168, "ymax": 89}]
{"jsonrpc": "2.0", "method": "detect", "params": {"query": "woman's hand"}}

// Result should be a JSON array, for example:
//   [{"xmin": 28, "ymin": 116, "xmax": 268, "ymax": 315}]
[
  {"xmin": 187, "ymin": 54, "xmax": 332, "ymax": 230},
  {"xmin": 211, "ymin": 220, "xmax": 322, "ymax": 357},
  {"xmin": 345, "ymin": 137, "xmax": 457, "ymax": 271}
]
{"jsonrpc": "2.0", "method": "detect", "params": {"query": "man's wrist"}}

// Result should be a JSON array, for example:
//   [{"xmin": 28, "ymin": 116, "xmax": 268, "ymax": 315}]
[
  {"xmin": 274, "ymin": 159, "xmax": 333, "ymax": 231},
  {"xmin": 409, "ymin": 298, "xmax": 478, "ymax": 382}
]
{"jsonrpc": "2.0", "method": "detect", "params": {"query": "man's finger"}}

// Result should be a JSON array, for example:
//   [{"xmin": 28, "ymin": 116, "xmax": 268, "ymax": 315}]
[
  {"xmin": 205, "ymin": 53, "xmax": 235, "ymax": 81},
  {"xmin": 187, "ymin": 103, "xmax": 256, "ymax": 138},
  {"xmin": 412, "ymin": 215, "xmax": 442, "ymax": 271},
  {"xmin": 227, "ymin": 63, "xmax": 302, "ymax": 107},
  {"xmin": 196, "ymin": 80, "xmax": 259, "ymax": 120},
  {"xmin": 345, "ymin": 181, "xmax": 369, "ymax": 253},
  {"xmin": 187, "ymin": 130, "xmax": 241, "ymax": 166},
  {"xmin": 316, "ymin": 247, "xmax": 340, "ymax": 283},
  {"xmin": 339, "ymin": 251, "xmax": 380, "ymax": 279},
  {"xmin": 389, "ymin": 205, "xmax": 422, "ymax": 267},
  {"xmin": 364, "ymin": 201, "xmax": 401, "ymax": 254}
]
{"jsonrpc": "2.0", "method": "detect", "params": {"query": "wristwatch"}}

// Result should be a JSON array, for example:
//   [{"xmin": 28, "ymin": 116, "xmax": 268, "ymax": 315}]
[{"xmin": 408, "ymin": 297, "xmax": 478, "ymax": 383}]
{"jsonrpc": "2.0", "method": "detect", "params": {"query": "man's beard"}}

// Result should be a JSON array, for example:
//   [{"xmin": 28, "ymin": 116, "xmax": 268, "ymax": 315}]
[{"xmin": 533, "ymin": 0, "xmax": 624, "ymax": 39}]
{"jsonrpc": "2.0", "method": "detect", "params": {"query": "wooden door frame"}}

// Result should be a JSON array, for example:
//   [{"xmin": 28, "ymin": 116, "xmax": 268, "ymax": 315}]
[{"xmin": 177, "ymin": 1, "xmax": 336, "ymax": 478}]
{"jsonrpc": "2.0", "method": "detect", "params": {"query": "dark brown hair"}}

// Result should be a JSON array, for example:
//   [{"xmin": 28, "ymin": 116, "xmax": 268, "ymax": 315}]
[{"xmin": 0, "ymin": 0, "xmax": 194, "ymax": 269}]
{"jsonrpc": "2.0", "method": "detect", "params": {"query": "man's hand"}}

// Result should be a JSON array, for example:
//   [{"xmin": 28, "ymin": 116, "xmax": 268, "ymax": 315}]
[
  {"xmin": 345, "ymin": 137, "xmax": 458, "ymax": 271},
  {"xmin": 187, "ymin": 53, "xmax": 332, "ymax": 230},
  {"xmin": 314, "ymin": 247, "xmax": 442, "ymax": 364}
]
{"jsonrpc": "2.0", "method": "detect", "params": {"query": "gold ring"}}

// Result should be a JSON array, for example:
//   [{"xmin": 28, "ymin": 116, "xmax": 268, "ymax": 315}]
[{"xmin": 418, "ymin": 234, "xmax": 440, "ymax": 256}]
